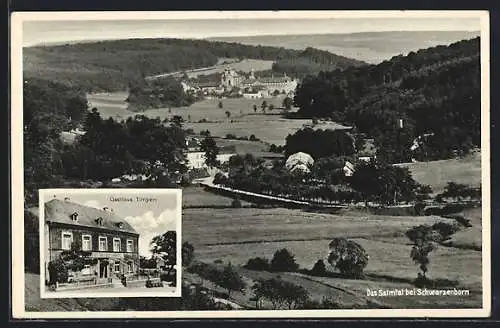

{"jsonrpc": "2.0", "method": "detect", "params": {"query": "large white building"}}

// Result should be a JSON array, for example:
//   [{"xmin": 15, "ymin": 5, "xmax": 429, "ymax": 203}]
[
  {"xmin": 185, "ymin": 137, "xmax": 236, "ymax": 170},
  {"xmin": 221, "ymin": 69, "xmax": 298, "ymax": 96}
]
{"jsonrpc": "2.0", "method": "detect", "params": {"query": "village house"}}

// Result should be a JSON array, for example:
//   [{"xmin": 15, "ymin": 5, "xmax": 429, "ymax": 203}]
[
  {"xmin": 44, "ymin": 198, "xmax": 140, "ymax": 286},
  {"xmin": 185, "ymin": 137, "xmax": 237, "ymax": 170}
]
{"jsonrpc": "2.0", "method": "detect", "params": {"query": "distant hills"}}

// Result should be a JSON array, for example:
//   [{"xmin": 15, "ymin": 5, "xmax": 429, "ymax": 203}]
[
  {"xmin": 23, "ymin": 38, "xmax": 365, "ymax": 93},
  {"xmin": 209, "ymin": 31, "xmax": 480, "ymax": 64}
]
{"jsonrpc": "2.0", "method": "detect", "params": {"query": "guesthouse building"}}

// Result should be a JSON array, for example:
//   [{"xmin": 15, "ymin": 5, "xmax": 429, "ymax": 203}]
[{"xmin": 43, "ymin": 198, "xmax": 140, "ymax": 286}]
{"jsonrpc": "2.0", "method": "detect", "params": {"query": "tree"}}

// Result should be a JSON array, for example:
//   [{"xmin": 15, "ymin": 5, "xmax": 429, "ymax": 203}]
[
  {"xmin": 270, "ymin": 248, "xmax": 299, "ymax": 272},
  {"xmin": 244, "ymin": 257, "xmax": 270, "ymax": 271},
  {"xmin": 261, "ymin": 101, "xmax": 268, "ymax": 112},
  {"xmin": 282, "ymin": 96, "xmax": 293, "ymax": 110},
  {"xmin": 281, "ymin": 280, "xmax": 309, "ymax": 309},
  {"xmin": 150, "ymin": 231, "xmax": 177, "ymax": 276},
  {"xmin": 284, "ymin": 128, "xmax": 355, "ymax": 159},
  {"xmin": 350, "ymin": 159, "xmax": 420, "ymax": 206},
  {"xmin": 218, "ymin": 101, "xmax": 224, "ymax": 109},
  {"xmin": 48, "ymin": 259, "xmax": 69, "ymax": 284},
  {"xmin": 139, "ymin": 256, "xmax": 157, "ymax": 269},
  {"xmin": 406, "ymin": 225, "xmax": 440, "ymax": 283},
  {"xmin": 251, "ymin": 277, "xmax": 308, "ymax": 310},
  {"xmin": 171, "ymin": 115, "xmax": 184, "ymax": 128},
  {"xmin": 217, "ymin": 263, "xmax": 246, "ymax": 299},
  {"xmin": 231, "ymin": 198, "xmax": 242, "ymax": 208},
  {"xmin": 182, "ymin": 242, "xmax": 195, "ymax": 267},
  {"xmin": 200, "ymin": 136, "xmax": 219, "ymax": 168},
  {"xmin": 310, "ymin": 259, "xmax": 327, "ymax": 276},
  {"xmin": 327, "ymin": 238, "xmax": 368, "ymax": 279}
]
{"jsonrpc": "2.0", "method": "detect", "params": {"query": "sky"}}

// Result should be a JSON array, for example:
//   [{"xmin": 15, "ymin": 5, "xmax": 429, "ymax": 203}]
[
  {"xmin": 20, "ymin": 14, "xmax": 482, "ymax": 47},
  {"xmin": 45, "ymin": 190, "xmax": 180, "ymax": 257}
]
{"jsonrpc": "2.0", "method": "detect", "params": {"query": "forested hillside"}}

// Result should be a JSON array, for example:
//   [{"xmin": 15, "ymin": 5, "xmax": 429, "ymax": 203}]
[
  {"xmin": 23, "ymin": 38, "xmax": 365, "ymax": 92},
  {"xmin": 293, "ymin": 37, "xmax": 481, "ymax": 163}
]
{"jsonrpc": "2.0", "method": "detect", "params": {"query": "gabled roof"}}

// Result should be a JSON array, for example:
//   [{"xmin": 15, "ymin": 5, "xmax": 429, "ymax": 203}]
[
  {"xmin": 44, "ymin": 199, "xmax": 138, "ymax": 235},
  {"xmin": 285, "ymin": 152, "xmax": 314, "ymax": 171}
]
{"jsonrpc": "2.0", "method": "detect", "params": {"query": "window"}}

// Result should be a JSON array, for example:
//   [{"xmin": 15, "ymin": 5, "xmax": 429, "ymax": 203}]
[
  {"xmin": 70, "ymin": 212, "xmax": 78, "ymax": 222},
  {"xmin": 113, "ymin": 238, "xmax": 121, "ymax": 252},
  {"xmin": 126, "ymin": 239, "xmax": 133, "ymax": 253},
  {"xmin": 98, "ymin": 236, "xmax": 108, "ymax": 251},
  {"xmin": 114, "ymin": 261, "xmax": 120, "ymax": 273},
  {"xmin": 61, "ymin": 232, "xmax": 73, "ymax": 250},
  {"xmin": 82, "ymin": 235, "xmax": 92, "ymax": 251}
]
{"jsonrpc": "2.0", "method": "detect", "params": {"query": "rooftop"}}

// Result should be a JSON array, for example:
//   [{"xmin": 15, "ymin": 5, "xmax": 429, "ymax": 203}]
[{"xmin": 44, "ymin": 198, "xmax": 139, "ymax": 235}]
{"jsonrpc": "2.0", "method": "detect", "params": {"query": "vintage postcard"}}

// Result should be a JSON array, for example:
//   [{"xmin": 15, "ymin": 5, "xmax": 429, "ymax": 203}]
[
  {"xmin": 11, "ymin": 10, "xmax": 490, "ymax": 318},
  {"xmin": 38, "ymin": 189, "xmax": 182, "ymax": 298}
]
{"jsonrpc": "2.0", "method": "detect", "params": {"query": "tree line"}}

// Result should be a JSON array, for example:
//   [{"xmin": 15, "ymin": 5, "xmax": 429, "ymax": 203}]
[{"xmin": 213, "ymin": 153, "xmax": 432, "ymax": 206}]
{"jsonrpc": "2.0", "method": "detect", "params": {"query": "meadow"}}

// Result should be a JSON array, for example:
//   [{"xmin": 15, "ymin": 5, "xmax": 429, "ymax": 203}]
[
  {"xmin": 398, "ymin": 151, "xmax": 481, "ymax": 194},
  {"xmin": 88, "ymin": 93, "xmax": 311, "ymax": 145},
  {"xmin": 150, "ymin": 59, "xmax": 275, "ymax": 79},
  {"xmin": 181, "ymin": 191, "xmax": 483, "ymax": 309}
]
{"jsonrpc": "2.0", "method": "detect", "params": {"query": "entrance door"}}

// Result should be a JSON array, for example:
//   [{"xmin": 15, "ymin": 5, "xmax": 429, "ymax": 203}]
[{"xmin": 99, "ymin": 260, "xmax": 108, "ymax": 279}]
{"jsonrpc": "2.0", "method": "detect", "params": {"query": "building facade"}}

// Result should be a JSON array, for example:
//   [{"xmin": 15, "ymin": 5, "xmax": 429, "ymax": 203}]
[
  {"xmin": 185, "ymin": 137, "xmax": 236, "ymax": 170},
  {"xmin": 221, "ymin": 68, "xmax": 298, "ymax": 96},
  {"xmin": 44, "ymin": 198, "xmax": 140, "ymax": 285}
]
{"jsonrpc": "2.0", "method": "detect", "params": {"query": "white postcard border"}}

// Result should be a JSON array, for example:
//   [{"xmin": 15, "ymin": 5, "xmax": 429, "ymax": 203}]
[{"xmin": 10, "ymin": 10, "xmax": 491, "ymax": 319}]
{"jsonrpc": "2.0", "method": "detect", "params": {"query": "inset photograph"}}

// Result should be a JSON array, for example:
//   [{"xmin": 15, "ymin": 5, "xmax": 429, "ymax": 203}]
[{"xmin": 39, "ymin": 189, "xmax": 182, "ymax": 298}]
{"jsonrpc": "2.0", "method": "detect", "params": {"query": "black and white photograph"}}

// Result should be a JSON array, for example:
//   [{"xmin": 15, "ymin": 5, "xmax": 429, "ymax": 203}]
[
  {"xmin": 38, "ymin": 189, "xmax": 182, "ymax": 298},
  {"xmin": 11, "ymin": 10, "xmax": 490, "ymax": 318}
]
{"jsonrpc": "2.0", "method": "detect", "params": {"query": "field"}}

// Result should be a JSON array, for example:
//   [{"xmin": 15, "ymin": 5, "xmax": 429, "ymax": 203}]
[
  {"xmin": 398, "ymin": 152, "xmax": 481, "ymax": 194},
  {"xmin": 150, "ymin": 59, "xmax": 275, "ymax": 79},
  {"xmin": 182, "ymin": 206, "xmax": 482, "ymax": 286},
  {"xmin": 181, "ymin": 204, "xmax": 482, "ymax": 309},
  {"xmin": 181, "ymin": 197, "xmax": 482, "ymax": 308},
  {"xmin": 88, "ymin": 93, "xmax": 311, "ymax": 145}
]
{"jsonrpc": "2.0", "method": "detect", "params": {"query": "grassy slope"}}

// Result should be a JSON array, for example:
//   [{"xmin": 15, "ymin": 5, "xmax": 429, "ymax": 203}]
[{"xmin": 398, "ymin": 152, "xmax": 481, "ymax": 195}]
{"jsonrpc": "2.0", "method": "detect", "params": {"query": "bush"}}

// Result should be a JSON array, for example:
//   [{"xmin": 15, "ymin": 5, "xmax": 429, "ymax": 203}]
[
  {"xmin": 244, "ymin": 257, "xmax": 270, "ymax": 271},
  {"xmin": 231, "ymin": 198, "xmax": 242, "ymax": 208},
  {"xmin": 270, "ymin": 249, "xmax": 299, "ymax": 272},
  {"xmin": 327, "ymin": 238, "xmax": 368, "ymax": 279},
  {"xmin": 48, "ymin": 259, "xmax": 68, "ymax": 284},
  {"xmin": 213, "ymin": 172, "xmax": 227, "ymax": 185},
  {"xmin": 424, "ymin": 203, "xmax": 469, "ymax": 216},
  {"xmin": 414, "ymin": 202, "xmax": 426, "ymax": 215},
  {"xmin": 310, "ymin": 259, "xmax": 327, "ymax": 276},
  {"xmin": 431, "ymin": 221, "xmax": 461, "ymax": 241}
]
